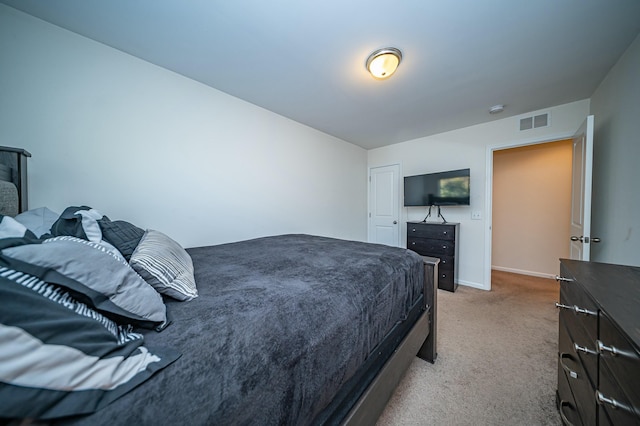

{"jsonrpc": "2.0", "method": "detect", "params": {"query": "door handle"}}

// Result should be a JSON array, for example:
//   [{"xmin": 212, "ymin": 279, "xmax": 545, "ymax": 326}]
[
  {"xmin": 570, "ymin": 236, "xmax": 601, "ymax": 243},
  {"xmin": 393, "ymin": 221, "xmax": 397, "ymax": 224}
]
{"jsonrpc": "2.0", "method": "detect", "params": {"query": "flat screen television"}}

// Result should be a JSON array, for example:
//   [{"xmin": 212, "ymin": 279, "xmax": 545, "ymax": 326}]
[{"xmin": 404, "ymin": 168, "xmax": 470, "ymax": 207}]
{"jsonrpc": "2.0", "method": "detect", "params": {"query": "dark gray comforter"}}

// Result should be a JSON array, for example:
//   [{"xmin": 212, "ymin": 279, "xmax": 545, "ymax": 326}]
[{"xmin": 58, "ymin": 234, "xmax": 425, "ymax": 426}]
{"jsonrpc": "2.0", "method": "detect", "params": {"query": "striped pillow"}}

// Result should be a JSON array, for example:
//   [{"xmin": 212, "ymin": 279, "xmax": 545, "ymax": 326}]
[{"xmin": 129, "ymin": 229, "xmax": 198, "ymax": 301}]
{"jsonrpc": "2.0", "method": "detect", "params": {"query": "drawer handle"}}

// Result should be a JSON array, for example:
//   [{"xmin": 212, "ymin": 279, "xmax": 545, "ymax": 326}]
[
  {"xmin": 441, "ymin": 274, "xmax": 446, "ymax": 278},
  {"xmin": 596, "ymin": 391, "xmax": 622, "ymax": 409},
  {"xmin": 443, "ymin": 231, "xmax": 448, "ymax": 235},
  {"xmin": 555, "ymin": 275, "xmax": 574, "ymax": 283},
  {"xmin": 597, "ymin": 340, "xmax": 637, "ymax": 359},
  {"xmin": 597, "ymin": 340, "xmax": 619, "ymax": 356},
  {"xmin": 574, "ymin": 343, "xmax": 597, "ymax": 355},
  {"xmin": 595, "ymin": 391, "xmax": 638, "ymax": 416},
  {"xmin": 559, "ymin": 353, "xmax": 578, "ymax": 379},
  {"xmin": 574, "ymin": 306, "xmax": 597, "ymax": 316},
  {"xmin": 558, "ymin": 400, "xmax": 577, "ymax": 426},
  {"xmin": 554, "ymin": 303, "xmax": 597, "ymax": 317},
  {"xmin": 555, "ymin": 302, "xmax": 572, "ymax": 310},
  {"xmin": 442, "ymin": 245, "xmax": 447, "ymax": 249},
  {"xmin": 411, "ymin": 228, "xmax": 416, "ymax": 232}
]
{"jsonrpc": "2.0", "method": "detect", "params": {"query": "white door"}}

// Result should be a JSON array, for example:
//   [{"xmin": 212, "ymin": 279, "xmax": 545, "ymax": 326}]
[
  {"xmin": 569, "ymin": 115, "xmax": 594, "ymax": 260},
  {"xmin": 368, "ymin": 164, "xmax": 400, "ymax": 247}
]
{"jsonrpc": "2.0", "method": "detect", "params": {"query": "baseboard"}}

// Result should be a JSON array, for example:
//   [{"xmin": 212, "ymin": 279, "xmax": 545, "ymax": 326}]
[
  {"xmin": 491, "ymin": 266, "xmax": 555, "ymax": 280},
  {"xmin": 456, "ymin": 279, "xmax": 489, "ymax": 291}
]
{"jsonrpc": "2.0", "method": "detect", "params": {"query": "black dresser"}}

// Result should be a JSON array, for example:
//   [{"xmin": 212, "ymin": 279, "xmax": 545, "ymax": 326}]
[
  {"xmin": 406, "ymin": 221, "xmax": 459, "ymax": 292},
  {"xmin": 556, "ymin": 259, "xmax": 640, "ymax": 425}
]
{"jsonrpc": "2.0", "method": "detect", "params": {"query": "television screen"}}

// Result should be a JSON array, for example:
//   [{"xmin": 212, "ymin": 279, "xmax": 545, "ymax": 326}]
[{"xmin": 404, "ymin": 168, "xmax": 470, "ymax": 206}]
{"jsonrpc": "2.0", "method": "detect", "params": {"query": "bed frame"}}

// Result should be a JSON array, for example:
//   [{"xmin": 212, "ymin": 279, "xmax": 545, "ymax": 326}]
[{"xmin": 343, "ymin": 256, "xmax": 438, "ymax": 425}]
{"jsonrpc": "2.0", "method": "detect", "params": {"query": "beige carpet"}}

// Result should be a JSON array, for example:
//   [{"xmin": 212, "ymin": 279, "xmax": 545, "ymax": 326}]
[{"xmin": 377, "ymin": 270, "xmax": 562, "ymax": 425}]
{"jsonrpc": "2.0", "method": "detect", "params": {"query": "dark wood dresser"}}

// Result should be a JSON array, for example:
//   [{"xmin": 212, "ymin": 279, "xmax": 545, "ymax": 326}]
[
  {"xmin": 556, "ymin": 259, "xmax": 640, "ymax": 425},
  {"xmin": 406, "ymin": 221, "xmax": 459, "ymax": 292}
]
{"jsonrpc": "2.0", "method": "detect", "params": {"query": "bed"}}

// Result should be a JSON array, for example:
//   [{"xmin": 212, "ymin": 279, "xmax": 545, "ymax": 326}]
[{"xmin": 0, "ymin": 147, "xmax": 437, "ymax": 425}]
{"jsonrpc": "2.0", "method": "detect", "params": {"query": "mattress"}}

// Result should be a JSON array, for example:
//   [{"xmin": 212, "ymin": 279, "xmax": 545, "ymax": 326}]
[{"xmin": 57, "ymin": 234, "xmax": 425, "ymax": 425}]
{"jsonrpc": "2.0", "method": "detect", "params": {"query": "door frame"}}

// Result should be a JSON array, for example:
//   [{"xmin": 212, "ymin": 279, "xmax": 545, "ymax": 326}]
[
  {"xmin": 483, "ymin": 131, "xmax": 575, "ymax": 290},
  {"xmin": 368, "ymin": 163, "xmax": 403, "ymax": 247}
]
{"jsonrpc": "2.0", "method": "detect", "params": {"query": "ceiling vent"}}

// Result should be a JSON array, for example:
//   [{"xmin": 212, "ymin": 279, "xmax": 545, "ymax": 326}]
[{"xmin": 519, "ymin": 112, "xmax": 550, "ymax": 131}]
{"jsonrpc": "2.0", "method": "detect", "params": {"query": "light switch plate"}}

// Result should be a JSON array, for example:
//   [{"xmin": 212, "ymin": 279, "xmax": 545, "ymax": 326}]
[{"xmin": 471, "ymin": 211, "xmax": 482, "ymax": 220}]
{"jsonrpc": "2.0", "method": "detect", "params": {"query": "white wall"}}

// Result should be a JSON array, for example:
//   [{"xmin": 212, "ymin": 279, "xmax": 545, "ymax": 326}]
[
  {"xmin": 492, "ymin": 140, "xmax": 572, "ymax": 278},
  {"xmin": 368, "ymin": 100, "xmax": 590, "ymax": 289},
  {"xmin": 590, "ymin": 34, "xmax": 640, "ymax": 267},
  {"xmin": 0, "ymin": 5, "xmax": 368, "ymax": 248}
]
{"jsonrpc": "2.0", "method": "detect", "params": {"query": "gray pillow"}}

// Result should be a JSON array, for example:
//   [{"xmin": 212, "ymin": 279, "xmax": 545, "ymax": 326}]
[
  {"xmin": 14, "ymin": 207, "xmax": 60, "ymax": 238},
  {"xmin": 2, "ymin": 236, "xmax": 167, "ymax": 329},
  {"xmin": 130, "ymin": 229, "xmax": 198, "ymax": 301}
]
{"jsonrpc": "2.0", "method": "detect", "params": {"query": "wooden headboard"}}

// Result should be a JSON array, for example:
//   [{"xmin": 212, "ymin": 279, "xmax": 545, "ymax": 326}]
[{"xmin": 0, "ymin": 146, "xmax": 31, "ymax": 215}]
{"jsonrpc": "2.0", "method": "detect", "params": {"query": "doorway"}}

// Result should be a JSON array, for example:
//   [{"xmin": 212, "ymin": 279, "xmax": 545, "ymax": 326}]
[
  {"xmin": 484, "ymin": 135, "xmax": 576, "ymax": 289},
  {"xmin": 491, "ymin": 140, "xmax": 573, "ymax": 279}
]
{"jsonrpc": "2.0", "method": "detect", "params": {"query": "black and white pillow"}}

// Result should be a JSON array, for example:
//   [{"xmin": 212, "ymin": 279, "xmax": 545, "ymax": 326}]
[
  {"xmin": 1, "ymin": 236, "xmax": 168, "ymax": 330},
  {"xmin": 0, "ymin": 267, "xmax": 180, "ymax": 420},
  {"xmin": 130, "ymin": 229, "xmax": 198, "ymax": 301}
]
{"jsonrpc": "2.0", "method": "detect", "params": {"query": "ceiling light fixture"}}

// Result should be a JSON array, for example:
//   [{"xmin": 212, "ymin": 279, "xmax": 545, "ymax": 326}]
[
  {"xmin": 366, "ymin": 47, "xmax": 402, "ymax": 80},
  {"xmin": 489, "ymin": 104, "xmax": 505, "ymax": 114}
]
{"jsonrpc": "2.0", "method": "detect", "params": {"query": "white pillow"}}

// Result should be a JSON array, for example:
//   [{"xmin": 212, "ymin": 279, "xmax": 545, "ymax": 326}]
[
  {"xmin": 0, "ymin": 215, "xmax": 30, "ymax": 239},
  {"xmin": 14, "ymin": 207, "xmax": 60, "ymax": 237}
]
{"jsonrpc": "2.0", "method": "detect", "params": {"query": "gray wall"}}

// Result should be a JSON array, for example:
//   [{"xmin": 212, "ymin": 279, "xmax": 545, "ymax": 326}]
[{"xmin": 590, "ymin": 34, "xmax": 640, "ymax": 267}]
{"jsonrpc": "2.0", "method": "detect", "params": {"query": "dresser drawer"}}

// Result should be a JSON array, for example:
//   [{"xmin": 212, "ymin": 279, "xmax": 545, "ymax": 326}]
[
  {"xmin": 597, "ymin": 361, "xmax": 640, "ymax": 425},
  {"xmin": 407, "ymin": 238, "xmax": 455, "ymax": 256},
  {"xmin": 558, "ymin": 321, "xmax": 597, "ymax": 425},
  {"xmin": 557, "ymin": 359, "xmax": 583, "ymax": 426},
  {"xmin": 407, "ymin": 224, "xmax": 455, "ymax": 241},
  {"xmin": 559, "ymin": 279, "xmax": 598, "ymax": 343},
  {"xmin": 598, "ymin": 312, "xmax": 640, "ymax": 417},
  {"xmin": 558, "ymin": 280, "xmax": 599, "ymax": 388},
  {"xmin": 437, "ymin": 255, "xmax": 454, "ymax": 273},
  {"xmin": 559, "ymin": 308, "xmax": 598, "ymax": 387},
  {"xmin": 438, "ymin": 270, "xmax": 454, "ymax": 291}
]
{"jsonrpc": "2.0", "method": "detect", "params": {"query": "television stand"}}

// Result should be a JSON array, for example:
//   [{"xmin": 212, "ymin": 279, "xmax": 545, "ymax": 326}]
[{"xmin": 422, "ymin": 205, "xmax": 447, "ymax": 223}]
